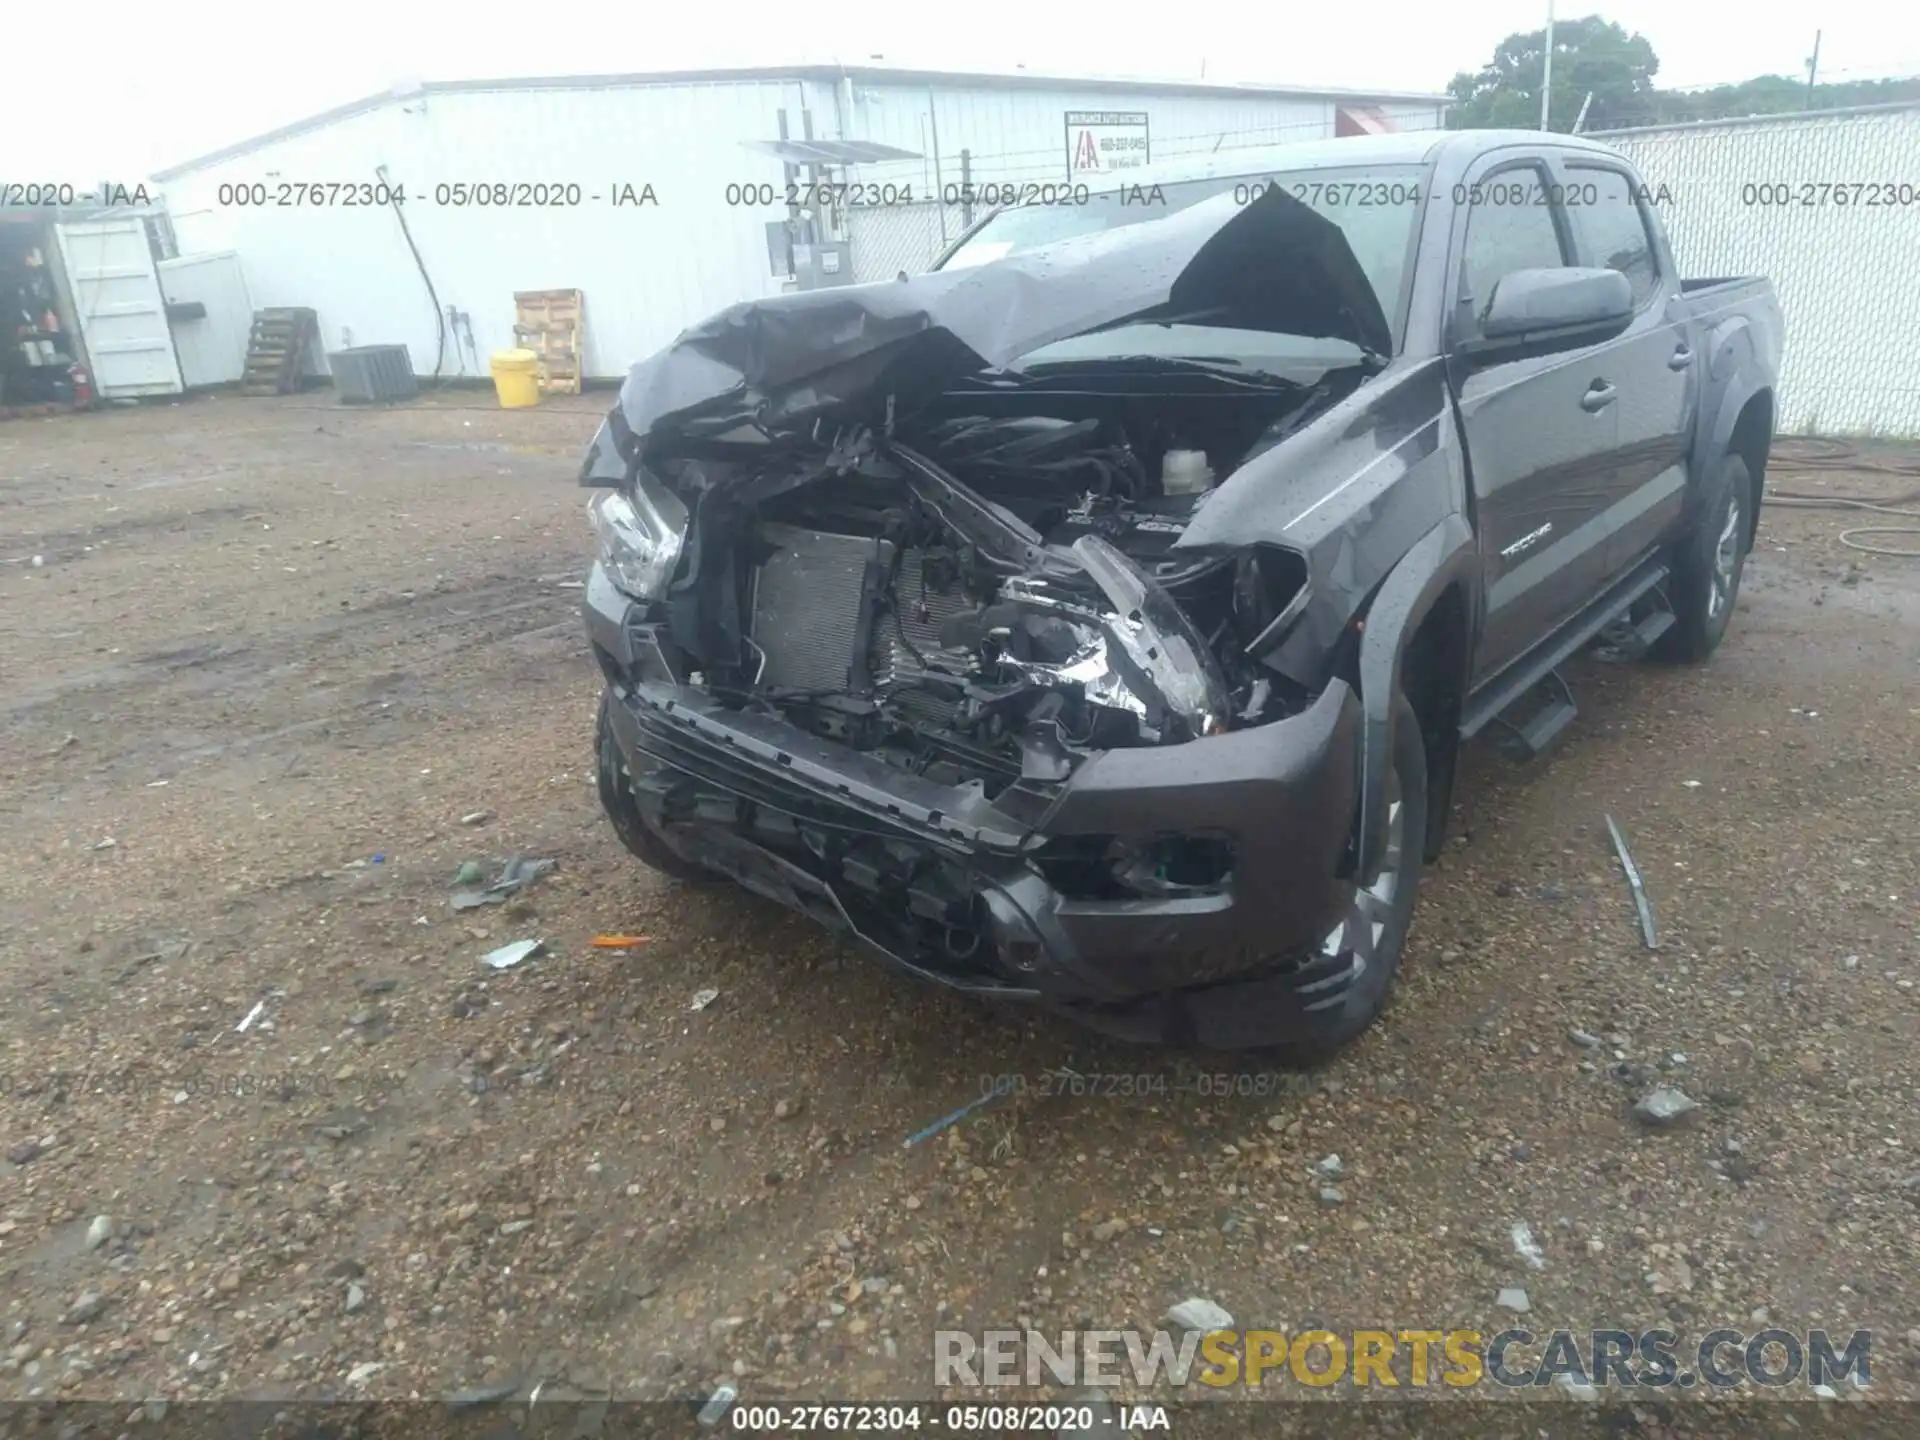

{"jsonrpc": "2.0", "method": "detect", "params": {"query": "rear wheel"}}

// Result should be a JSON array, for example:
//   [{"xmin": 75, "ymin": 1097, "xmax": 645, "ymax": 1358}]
[
  {"xmin": 595, "ymin": 690, "xmax": 716, "ymax": 883},
  {"xmin": 1261, "ymin": 691, "xmax": 1427, "ymax": 1067},
  {"xmin": 1656, "ymin": 453, "xmax": 1753, "ymax": 662}
]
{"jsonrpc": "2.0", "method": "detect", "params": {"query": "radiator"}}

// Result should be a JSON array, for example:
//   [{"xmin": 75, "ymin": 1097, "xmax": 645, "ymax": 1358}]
[{"xmin": 749, "ymin": 526, "xmax": 891, "ymax": 692}]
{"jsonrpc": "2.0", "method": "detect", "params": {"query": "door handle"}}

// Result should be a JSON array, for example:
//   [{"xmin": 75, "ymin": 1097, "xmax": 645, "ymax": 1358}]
[
  {"xmin": 1668, "ymin": 345, "xmax": 1694, "ymax": 371},
  {"xmin": 1581, "ymin": 381, "xmax": 1617, "ymax": 413}
]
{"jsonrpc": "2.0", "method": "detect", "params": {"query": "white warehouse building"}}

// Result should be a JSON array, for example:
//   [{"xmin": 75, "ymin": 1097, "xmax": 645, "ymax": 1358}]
[{"xmin": 152, "ymin": 66, "xmax": 1447, "ymax": 385}]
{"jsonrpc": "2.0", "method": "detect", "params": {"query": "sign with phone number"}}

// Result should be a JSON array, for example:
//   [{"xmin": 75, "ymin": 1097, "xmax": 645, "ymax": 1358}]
[{"xmin": 1065, "ymin": 110, "xmax": 1151, "ymax": 178}]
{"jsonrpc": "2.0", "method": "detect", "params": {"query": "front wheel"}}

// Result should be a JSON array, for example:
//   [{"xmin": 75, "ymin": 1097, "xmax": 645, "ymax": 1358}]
[
  {"xmin": 1656, "ymin": 453, "xmax": 1753, "ymax": 663},
  {"xmin": 1261, "ymin": 691, "xmax": 1428, "ymax": 1067},
  {"xmin": 595, "ymin": 690, "xmax": 717, "ymax": 883}
]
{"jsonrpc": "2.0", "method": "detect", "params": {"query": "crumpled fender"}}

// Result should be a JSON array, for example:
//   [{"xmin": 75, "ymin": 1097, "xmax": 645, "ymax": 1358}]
[{"xmin": 1353, "ymin": 512, "xmax": 1477, "ymax": 879}]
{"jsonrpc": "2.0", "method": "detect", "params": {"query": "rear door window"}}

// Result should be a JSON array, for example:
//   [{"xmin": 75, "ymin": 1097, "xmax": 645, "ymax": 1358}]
[{"xmin": 1567, "ymin": 164, "xmax": 1660, "ymax": 308}]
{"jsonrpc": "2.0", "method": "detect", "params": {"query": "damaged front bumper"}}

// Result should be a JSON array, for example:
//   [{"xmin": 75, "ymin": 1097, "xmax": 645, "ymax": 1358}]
[{"xmin": 587, "ymin": 564, "xmax": 1363, "ymax": 1050}]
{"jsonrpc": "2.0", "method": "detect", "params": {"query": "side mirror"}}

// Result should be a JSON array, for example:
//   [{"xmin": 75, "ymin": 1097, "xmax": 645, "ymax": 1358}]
[{"xmin": 1463, "ymin": 267, "xmax": 1633, "ymax": 356}]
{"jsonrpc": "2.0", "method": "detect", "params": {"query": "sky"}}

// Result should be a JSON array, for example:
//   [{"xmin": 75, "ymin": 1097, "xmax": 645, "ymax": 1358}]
[{"xmin": 7, "ymin": 0, "xmax": 1920, "ymax": 180}]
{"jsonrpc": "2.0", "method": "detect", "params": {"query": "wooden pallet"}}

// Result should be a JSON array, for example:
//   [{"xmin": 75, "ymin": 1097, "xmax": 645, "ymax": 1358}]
[
  {"xmin": 241, "ymin": 307, "xmax": 318, "ymax": 396},
  {"xmin": 512, "ymin": 289, "xmax": 584, "ymax": 395}
]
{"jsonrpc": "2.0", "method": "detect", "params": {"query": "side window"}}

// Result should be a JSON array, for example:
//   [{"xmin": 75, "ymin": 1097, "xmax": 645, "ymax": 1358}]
[
  {"xmin": 1569, "ymin": 165, "xmax": 1658, "ymax": 307},
  {"xmin": 1458, "ymin": 163, "xmax": 1567, "ymax": 330}
]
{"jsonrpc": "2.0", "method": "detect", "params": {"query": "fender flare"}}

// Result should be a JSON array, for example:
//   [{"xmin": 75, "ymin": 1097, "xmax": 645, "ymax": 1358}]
[
  {"xmin": 1353, "ymin": 512, "xmax": 1478, "ymax": 879},
  {"xmin": 1692, "ymin": 324, "xmax": 1769, "ymax": 525}
]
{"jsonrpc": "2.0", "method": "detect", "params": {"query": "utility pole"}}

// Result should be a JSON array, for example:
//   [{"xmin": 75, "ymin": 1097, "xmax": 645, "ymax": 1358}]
[
  {"xmin": 1540, "ymin": 0, "xmax": 1557, "ymax": 130},
  {"xmin": 1805, "ymin": 30, "xmax": 1822, "ymax": 109}
]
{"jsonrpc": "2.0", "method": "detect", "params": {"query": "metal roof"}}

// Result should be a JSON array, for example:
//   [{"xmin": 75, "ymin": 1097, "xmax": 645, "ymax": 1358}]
[
  {"xmin": 741, "ymin": 138, "xmax": 923, "ymax": 165},
  {"xmin": 151, "ymin": 65, "xmax": 1451, "ymax": 181}
]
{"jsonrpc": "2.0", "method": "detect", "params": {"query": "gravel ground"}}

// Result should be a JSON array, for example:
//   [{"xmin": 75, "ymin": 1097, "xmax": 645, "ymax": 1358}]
[{"xmin": 1, "ymin": 394, "xmax": 1916, "ymax": 1427}]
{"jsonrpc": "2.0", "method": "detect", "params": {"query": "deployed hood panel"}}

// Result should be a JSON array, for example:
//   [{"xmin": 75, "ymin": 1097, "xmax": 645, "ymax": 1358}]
[{"xmin": 614, "ymin": 186, "xmax": 1392, "ymax": 459}]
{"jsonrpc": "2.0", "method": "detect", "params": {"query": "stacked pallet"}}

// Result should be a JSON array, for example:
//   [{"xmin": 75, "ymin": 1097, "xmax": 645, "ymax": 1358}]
[
  {"xmin": 241, "ymin": 308, "xmax": 319, "ymax": 396},
  {"xmin": 512, "ymin": 289, "xmax": 584, "ymax": 395}
]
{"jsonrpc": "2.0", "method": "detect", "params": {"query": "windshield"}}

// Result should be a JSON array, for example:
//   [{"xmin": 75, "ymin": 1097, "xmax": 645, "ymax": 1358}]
[{"xmin": 937, "ymin": 164, "xmax": 1427, "ymax": 367}]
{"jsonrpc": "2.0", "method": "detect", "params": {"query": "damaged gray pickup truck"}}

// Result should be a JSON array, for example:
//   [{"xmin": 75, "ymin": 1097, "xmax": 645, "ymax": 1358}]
[{"xmin": 580, "ymin": 129, "xmax": 1782, "ymax": 1062}]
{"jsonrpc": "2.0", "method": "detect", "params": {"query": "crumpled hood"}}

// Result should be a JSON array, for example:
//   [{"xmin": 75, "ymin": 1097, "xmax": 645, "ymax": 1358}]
[{"xmin": 610, "ymin": 184, "xmax": 1392, "ymax": 459}]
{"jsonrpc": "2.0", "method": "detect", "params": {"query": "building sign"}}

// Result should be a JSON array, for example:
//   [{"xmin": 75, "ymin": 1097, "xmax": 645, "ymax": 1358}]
[{"xmin": 1064, "ymin": 111, "xmax": 1151, "ymax": 178}]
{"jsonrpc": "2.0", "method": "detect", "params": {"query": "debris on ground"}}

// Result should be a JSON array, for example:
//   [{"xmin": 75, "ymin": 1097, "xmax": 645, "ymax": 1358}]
[
  {"xmin": 461, "ymin": 810, "xmax": 494, "ymax": 826},
  {"xmin": 481, "ymin": 939, "xmax": 543, "ymax": 970},
  {"xmin": 1604, "ymin": 814, "xmax": 1658, "ymax": 949},
  {"xmin": 1632, "ymin": 1086, "xmax": 1701, "ymax": 1127},
  {"xmin": 902, "ymin": 1088, "xmax": 1005, "ymax": 1148},
  {"xmin": 1511, "ymin": 1222, "xmax": 1546, "ymax": 1270},
  {"xmin": 452, "ymin": 860, "xmax": 485, "ymax": 887},
  {"xmin": 1165, "ymin": 1297, "xmax": 1235, "ymax": 1333},
  {"xmin": 1496, "ymin": 1287, "xmax": 1531, "ymax": 1314},
  {"xmin": 1313, "ymin": 1154, "xmax": 1344, "ymax": 1180},
  {"xmin": 91, "ymin": 836, "xmax": 117, "ymax": 851},
  {"xmin": 689, "ymin": 987, "xmax": 720, "ymax": 1012},
  {"xmin": 591, "ymin": 934, "xmax": 649, "ymax": 949},
  {"xmin": 451, "ymin": 855, "xmax": 556, "ymax": 910},
  {"xmin": 85, "ymin": 1215, "xmax": 113, "ymax": 1251},
  {"xmin": 235, "ymin": 1000, "xmax": 266, "ymax": 1033},
  {"xmin": 697, "ymin": 1384, "xmax": 738, "ymax": 1427}
]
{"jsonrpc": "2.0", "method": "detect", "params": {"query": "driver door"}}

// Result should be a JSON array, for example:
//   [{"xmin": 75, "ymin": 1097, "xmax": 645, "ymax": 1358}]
[{"xmin": 1446, "ymin": 151, "xmax": 1622, "ymax": 686}]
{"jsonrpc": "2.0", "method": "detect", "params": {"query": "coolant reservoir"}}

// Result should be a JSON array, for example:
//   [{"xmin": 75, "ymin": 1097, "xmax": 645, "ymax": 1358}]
[{"xmin": 1161, "ymin": 449, "xmax": 1214, "ymax": 495}]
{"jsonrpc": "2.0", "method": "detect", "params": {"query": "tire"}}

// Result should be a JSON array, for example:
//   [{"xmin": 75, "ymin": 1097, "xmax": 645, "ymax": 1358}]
[
  {"xmin": 1655, "ymin": 453, "xmax": 1753, "ymax": 663},
  {"xmin": 594, "ymin": 690, "xmax": 716, "ymax": 883},
  {"xmin": 1260, "ymin": 691, "xmax": 1428, "ymax": 1067}
]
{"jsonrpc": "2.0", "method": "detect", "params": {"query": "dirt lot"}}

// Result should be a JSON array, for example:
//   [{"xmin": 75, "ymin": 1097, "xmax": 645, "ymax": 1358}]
[{"xmin": 2, "ymin": 393, "xmax": 1917, "ymax": 1422}]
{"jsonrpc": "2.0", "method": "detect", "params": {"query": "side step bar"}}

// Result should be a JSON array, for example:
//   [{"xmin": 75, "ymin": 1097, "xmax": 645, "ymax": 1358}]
[
  {"xmin": 1594, "ymin": 599, "xmax": 1676, "ymax": 662},
  {"xmin": 1491, "ymin": 669, "xmax": 1578, "ymax": 760},
  {"xmin": 1461, "ymin": 556, "xmax": 1672, "ymax": 752}
]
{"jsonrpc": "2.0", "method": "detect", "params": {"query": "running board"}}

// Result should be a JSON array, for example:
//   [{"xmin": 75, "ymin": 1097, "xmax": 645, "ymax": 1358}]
[
  {"xmin": 1594, "ymin": 596, "xmax": 1676, "ymax": 662},
  {"xmin": 1492, "ymin": 669, "xmax": 1578, "ymax": 760},
  {"xmin": 1461, "ymin": 558, "xmax": 1672, "ymax": 744}
]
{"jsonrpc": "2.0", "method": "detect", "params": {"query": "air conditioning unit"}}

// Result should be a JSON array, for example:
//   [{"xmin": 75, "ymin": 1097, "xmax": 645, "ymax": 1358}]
[{"xmin": 328, "ymin": 344, "xmax": 418, "ymax": 403}]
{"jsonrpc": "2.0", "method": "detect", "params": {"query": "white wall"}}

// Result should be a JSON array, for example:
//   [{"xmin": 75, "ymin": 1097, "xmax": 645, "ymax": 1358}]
[
  {"xmin": 158, "ymin": 75, "xmax": 1444, "ymax": 383},
  {"xmin": 162, "ymin": 81, "xmax": 805, "ymax": 382}
]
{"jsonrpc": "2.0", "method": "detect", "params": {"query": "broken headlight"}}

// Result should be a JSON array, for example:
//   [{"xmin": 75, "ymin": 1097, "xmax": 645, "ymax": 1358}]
[{"xmin": 589, "ymin": 471, "xmax": 688, "ymax": 601}]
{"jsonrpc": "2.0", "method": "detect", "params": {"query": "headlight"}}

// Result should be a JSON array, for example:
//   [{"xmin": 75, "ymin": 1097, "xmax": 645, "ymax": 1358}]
[{"xmin": 589, "ymin": 474, "xmax": 687, "ymax": 601}]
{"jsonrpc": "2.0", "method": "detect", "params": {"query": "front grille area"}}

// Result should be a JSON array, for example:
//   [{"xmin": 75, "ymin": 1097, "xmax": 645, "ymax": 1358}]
[{"xmin": 749, "ymin": 526, "xmax": 889, "ymax": 691}]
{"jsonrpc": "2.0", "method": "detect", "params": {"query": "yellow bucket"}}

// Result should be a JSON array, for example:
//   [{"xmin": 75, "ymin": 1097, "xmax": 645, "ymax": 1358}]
[{"xmin": 490, "ymin": 349, "xmax": 541, "ymax": 408}]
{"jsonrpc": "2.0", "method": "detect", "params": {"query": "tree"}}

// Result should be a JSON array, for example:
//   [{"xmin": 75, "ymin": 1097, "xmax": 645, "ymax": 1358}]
[{"xmin": 1447, "ymin": 15, "xmax": 1661, "ymax": 131}]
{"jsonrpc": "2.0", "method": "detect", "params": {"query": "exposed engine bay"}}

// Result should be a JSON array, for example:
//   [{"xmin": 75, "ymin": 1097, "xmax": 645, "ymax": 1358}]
[
  {"xmin": 588, "ymin": 181, "xmax": 1402, "ymax": 808},
  {"xmin": 646, "ymin": 393, "xmax": 1338, "ymax": 800}
]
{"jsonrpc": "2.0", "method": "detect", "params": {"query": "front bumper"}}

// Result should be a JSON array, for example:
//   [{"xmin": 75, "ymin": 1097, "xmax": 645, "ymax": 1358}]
[{"xmin": 586, "ymin": 564, "xmax": 1363, "ymax": 1048}]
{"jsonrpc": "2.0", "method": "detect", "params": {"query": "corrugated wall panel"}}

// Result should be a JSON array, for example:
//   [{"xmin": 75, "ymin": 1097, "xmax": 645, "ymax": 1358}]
[
  {"xmin": 1600, "ymin": 106, "xmax": 1920, "ymax": 437},
  {"xmin": 162, "ymin": 82, "xmax": 804, "ymax": 381}
]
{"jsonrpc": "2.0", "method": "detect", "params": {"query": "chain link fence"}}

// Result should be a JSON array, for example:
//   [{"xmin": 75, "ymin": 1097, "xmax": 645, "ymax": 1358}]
[
  {"xmin": 845, "ymin": 201, "xmax": 972, "ymax": 282},
  {"xmin": 1599, "ymin": 104, "xmax": 1920, "ymax": 437}
]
